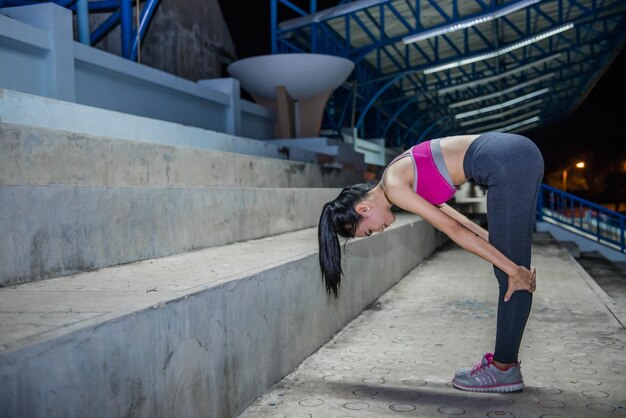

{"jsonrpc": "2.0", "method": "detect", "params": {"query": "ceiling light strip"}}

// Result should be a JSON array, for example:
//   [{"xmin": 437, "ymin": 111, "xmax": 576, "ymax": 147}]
[
  {"xmin": 467, "ymin": 116, "xmax": 540, "ymax": 134},
  {"xmin": 437, "ymin": 53, "xmax": 562, "ymax": 95},
  {"xmin": 460, "ymin": 108, "xmax": 542, "ymax": 128},
  {"xmin": 499, "ymin": 116, "xmax": 541, "ymax": 132},
  {"xmin": 507, "ymin": 122, "xmax": 541, "ymax": 134},
  {"xmin": 458, "ymin": 100, "xmax": 543, "ymax": 126},
  {"xmin": 455, "ymin": 88, "xmax": 549, "ymax": 119},
  {"xmin": 423, "ymin": 23, "xmax": 574, "ymax": 75},
  {"xmin": 459, "ymin": 99, "xmax": 544, "ymax": 127},
  {"xmin": 449, "ymin": 73, "xmax": 555, "ymax": 109},
  {"xmin": 402, "ymin": 0, "xmax": 541, "ymax": 45}
]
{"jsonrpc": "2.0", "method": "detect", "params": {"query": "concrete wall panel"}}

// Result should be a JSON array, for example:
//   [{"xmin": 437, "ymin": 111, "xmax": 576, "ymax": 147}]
[
  {"xmin": 0, "ymin": 123, "xmax": 361, "ymax": 188},
  {"xmin": 0, "ymin": 186, "xmax": 340, "ymax": 286},
  {"xmin": 0, "ymin": 217, "xmax": 447, "ymax": 418}
]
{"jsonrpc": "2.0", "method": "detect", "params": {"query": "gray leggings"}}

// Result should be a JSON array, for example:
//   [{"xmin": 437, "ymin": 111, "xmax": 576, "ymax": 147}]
[{"xmin": 462, "ymin": 132, "xmax": 545, "ymax": 364}]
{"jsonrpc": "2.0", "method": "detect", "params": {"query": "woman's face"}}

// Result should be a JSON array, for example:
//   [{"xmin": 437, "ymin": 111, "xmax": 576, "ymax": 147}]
[{"xmin": 354, "ymin": 204, "xmax": 396, "ymax": 238}]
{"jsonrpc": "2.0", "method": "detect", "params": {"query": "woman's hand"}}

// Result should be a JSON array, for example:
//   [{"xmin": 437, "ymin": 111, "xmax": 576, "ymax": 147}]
[{"xmin": 504, "ymin": 265, "xmax": 537, "ymax": 302}]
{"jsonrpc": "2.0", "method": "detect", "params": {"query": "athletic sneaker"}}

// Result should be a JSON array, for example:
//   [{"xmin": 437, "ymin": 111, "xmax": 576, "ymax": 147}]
[
  {"xmin": 454, "ymin": 352, "xmax": 494, "ymax": 377},
  {"xmin": 452, "ymin": 353, "xmax": 524, "ymax": 392}
]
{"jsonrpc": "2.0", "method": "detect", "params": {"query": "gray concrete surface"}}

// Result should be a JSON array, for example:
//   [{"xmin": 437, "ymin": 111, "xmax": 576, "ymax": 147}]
[
  {"xmin": 576, "ymin": 250, "xmax": 626, "ymax": 328},
  {"xmin": 0, "ymin": 185, "xmax": 340, "ymax": 286},
  {"xmin": 239, "ymin": 234, "xmax": 626, "ymax": 418},
  {"xmin": 0, "ymin": 123, "xmax": 361, "ymax": 188},
  {"xmin": 0, "ymin": 214, "xmax": 447, "ymax": 418},
  {"xmin": 0, "ymin": 88, "xmax": 337, "ymax": 164},
  {"xmin": 537, "ymin": 220, "xmax": 626, "ymax": 264},
  {"xmin": 0, "ymin": 120, "xmax": 366, "ymax": 286}
]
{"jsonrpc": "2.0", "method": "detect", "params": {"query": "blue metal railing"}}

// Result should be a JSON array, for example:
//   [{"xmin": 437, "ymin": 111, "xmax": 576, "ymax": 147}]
[
  {"xmin": 537, "ymin": 184, "xmax": 626, "ymax": 253},
  {"xmin": 0, "ymin": 0, "xmax": 160, "ymax": 61}
]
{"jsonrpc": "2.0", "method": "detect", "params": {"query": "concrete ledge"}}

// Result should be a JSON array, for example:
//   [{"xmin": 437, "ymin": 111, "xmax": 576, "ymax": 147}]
[
  {"xmin": 534, "ymin": 232, "xmax": 626, "ymax": 329},
  {"xmin": 0, "ymin": 12, "xmax": 50, "ymax": 51},
  {"xmin": 0, "ymin": 214, "xmax": 447, "ymax": 418},
  {"xmin": 73, "ymin": 42, "xmax": 230, "ymax": 135},
  {"xmin": 0, "ymin": 186, "xmax": 340, "ymax": 286},
  {"xmin": 0, "ymin": 122, "xmax": 362, "ymax": 188},
  {"xmin": 537, "ymin": 220, "xmax": 626, "ymax": 263},
  {"xmin": 267, "ymin": 137, "xmax": 366, "ymax": 168},
  {"xmin": 0, "ymin": 88, "xmax": 320, "ymax": 164}
]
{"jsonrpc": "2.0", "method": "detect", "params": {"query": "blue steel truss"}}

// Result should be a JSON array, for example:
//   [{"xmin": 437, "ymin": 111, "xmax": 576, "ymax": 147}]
[
  {"xmin": 271, "ymin": 0, "xmax": 626, "ymax": 148},
  {"xmin": 0, "ymin": 0, "xmax": 160, "ymax": 61}
]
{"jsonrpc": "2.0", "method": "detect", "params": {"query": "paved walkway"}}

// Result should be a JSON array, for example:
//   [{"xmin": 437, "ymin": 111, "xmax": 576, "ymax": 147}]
[{"xmin": 239, "ymin": 234, "xmax": 626, "ymax": 417}]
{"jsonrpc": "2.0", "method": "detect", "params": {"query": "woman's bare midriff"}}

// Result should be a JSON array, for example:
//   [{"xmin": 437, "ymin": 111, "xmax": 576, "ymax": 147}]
[{"xmin": 438, "ymin": 135, "xmax": 481, "ymax": 185}]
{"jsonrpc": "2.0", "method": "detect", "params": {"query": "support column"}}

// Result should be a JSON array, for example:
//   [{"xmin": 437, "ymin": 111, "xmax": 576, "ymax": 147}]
[
  {"xmin": 198, "ymin": 77, "xmax": 242, "ymax": 136},
  {"xmin": 274, "ymin": 85, "xmax": 295, "ymax": 138},
  {"xmin": 1, "ymin": 3, "xmax": 76, "ymax": 102},
  {"xmin": 296, "ymin": 89, "xmax": 332, "ymax": 138}
]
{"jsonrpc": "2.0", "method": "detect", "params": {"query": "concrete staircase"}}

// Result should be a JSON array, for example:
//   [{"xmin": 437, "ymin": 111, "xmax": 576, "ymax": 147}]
[
  {"xmin": 0, "ymin": 95, "xmax": 447, "ymax": 417},
  {"xmin": 0, "ymin": 121, "xmax": 360, "ymax": 286}
]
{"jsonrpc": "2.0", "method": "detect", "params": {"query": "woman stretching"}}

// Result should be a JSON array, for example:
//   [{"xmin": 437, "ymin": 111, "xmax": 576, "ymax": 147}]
[{"xmin": 318, "ymin": 131, "xmax": 544, "ymax": 393}]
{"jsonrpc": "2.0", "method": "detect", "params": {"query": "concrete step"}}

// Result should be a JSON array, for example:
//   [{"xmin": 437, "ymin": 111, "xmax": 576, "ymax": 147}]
[
  {"xmin": 266, "ymin": 137, "xmax": 366, "ymax": 169},
  {"xmin": 560, "ymin": 240, "xmax": 582, "ymax": 258},
  {"xmin": 536, "ymin": 220, "xmax": 626, "ymax": 263},
  {"xmin": 0, "ymin": 185, "xmax": 340, "ymax": 286},
  {"xmin": 0, "ymin": 116, "xmax": 364, "ymax": 286},
  {"xmin": 0, "ymin": 88, "xmax": 364, "ymax": 169},
  {"xmin": 0, "ymin": 122, "xmax": 362, "ymax": 188},
  {"xmin": 0, "ymin": 213, "xmax": 447, "ymax": 418}
]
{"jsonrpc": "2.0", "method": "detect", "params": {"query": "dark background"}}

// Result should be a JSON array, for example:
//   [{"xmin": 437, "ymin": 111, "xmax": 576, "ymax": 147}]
[{"xmin": 218, "ymin": 1, "xmax": 626, "ymax": 209}]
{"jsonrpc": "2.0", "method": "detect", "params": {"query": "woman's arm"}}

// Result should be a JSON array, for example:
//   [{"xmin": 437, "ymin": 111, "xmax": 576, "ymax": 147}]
[
  {"xmin": 438, "ymin": 203, "xmax": 489, "ymax": 241},
  {"xmin": 386, "ymin": 185, "xmax": 534, "ymax": 301},
  {"xmin": 438, "ymin": 203, "xmax": 537, "ymax": 280}
]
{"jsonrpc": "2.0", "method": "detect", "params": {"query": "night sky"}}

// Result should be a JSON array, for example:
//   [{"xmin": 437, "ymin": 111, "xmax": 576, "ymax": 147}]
[
  {"xmin": 526, "ymin": 48, "xmax": 626, "ymax": 182},
  {"xmin": 218, "ymin": 1, "xmax": 625, "ymax": 205}
]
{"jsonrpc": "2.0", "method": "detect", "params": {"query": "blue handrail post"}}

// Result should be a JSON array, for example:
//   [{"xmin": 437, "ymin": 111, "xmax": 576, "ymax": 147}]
[
  {"xmin": 619, "ymin": 218, "xmax": 626, "ymax": 252},
  {"xmin": 76, "ymin": 0, "xmax": 90, "ymax": 45},
  {"xmin": 596, "ymin": 210, "xmax": 600, "ymax": 242},
  {"xmin": 120, "ymin": 0, "xmax": 132, "ymax": 59}
]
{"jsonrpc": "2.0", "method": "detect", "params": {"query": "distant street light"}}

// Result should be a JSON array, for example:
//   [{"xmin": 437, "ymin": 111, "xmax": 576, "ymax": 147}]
[{"xmin": 563, "ymin": 161, "xmax": 585, "ymax": 192}]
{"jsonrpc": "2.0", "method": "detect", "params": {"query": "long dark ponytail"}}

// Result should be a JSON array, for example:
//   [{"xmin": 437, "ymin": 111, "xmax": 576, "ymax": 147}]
[{"xmin": 318, "ymin": 183, "xmax": 374, "ymax": 297}]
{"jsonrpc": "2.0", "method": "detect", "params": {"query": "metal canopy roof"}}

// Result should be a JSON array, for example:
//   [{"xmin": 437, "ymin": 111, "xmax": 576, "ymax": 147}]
[{"xmin": 271, "ymin": 0, "xmax": 626, "ymax": 147}]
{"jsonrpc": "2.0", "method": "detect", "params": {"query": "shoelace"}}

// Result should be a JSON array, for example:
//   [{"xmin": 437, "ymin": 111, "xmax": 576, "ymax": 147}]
[
  {"xmin": 470, "ymin": 360, "xmax": 488, "ymax": 376},
  {"xmin": 470, "ymin": 359, "xmax": 521, "ymax": 376}
]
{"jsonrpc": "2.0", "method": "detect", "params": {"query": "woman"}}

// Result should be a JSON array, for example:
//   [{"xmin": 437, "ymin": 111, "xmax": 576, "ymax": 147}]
[{"xmin": 318, "ymin": 131, "xmax": 544, "ymax": 393}]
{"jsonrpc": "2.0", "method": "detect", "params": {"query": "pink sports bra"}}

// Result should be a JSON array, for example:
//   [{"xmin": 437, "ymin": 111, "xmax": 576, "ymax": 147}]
[{"xmin": 382, "ymin": 139, "xmax": 457, "ymax": 205}]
